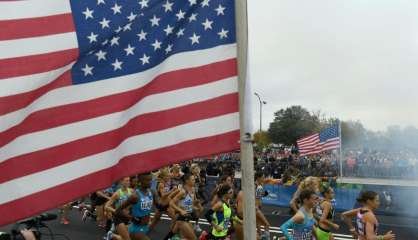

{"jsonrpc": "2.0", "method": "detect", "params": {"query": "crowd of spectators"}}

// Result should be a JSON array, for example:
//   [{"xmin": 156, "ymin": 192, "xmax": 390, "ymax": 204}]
[
  {"xmin": 188, "ymin": 145, "xmax": 418, "ymax": 181},
  {"xmin": 343, "ymin": 149, "xmax": 418, "ymax": 179}
]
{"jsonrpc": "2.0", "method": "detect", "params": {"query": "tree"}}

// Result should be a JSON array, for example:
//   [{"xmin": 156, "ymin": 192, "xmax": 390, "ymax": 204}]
[
  {"xmin": 340, "ymin": 120, "xmax": 367, "ymax": 149},
  {"xmin": 268, "ymin": 106, "xmax": 322, "ymax": 145},
  {"xmin": 253, "ymin": 131, "xmax": 272, "ymax": 149}
]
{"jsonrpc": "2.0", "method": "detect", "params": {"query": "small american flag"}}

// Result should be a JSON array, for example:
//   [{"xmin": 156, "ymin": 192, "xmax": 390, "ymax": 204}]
[
  {"xmin": 297, "ymin": 125, "xmax": 340, "ymax": 156},
  {"xmin": 0, "ymin": 0, "xmax": 239, "ymax": 225}
]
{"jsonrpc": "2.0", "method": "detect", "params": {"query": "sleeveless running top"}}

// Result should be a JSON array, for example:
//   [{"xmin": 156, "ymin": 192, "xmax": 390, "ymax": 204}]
[
  {"xmin": 131, "ymin": 189, "xmax": 153, "ymax": 218},
  {"xmin": 115, "ymin": 188, "xmax": 133, "ymax": 208},
  {"xmin": 211, "ymin": 202, "xmax": 232, "ymax": 237},
  {"xmin": 356, "ymin": 209, "xmax": 378, "ymax": 237},
  {"xmin": 181, "ymin": 190, "xmax": 193, "ymax": 214},
  {"xmin": 171, "ymin": 176, "xmax": 182, "ymax": 188},
  {"xmin": 157, "ymin": 181, "xmax": 172, "ymax": 198},
  {"xmin": 293, "ymin": 207, "xmax": 316, "ymax": 240},
  {"xmin": 255, "ymin": 184, "xmax": 264, "ymax": 200},
  {"xmin": 314, "ymin": 200, "xmax": 335, "ymax": 221}
]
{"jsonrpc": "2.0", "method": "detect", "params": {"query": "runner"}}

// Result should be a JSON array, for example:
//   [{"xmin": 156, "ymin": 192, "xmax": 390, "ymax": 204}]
[
  {"xmin": 341, "ymin": 191, "xmax": 396, "ymax": 240},
  {"xmin": 255, "ymin": 171, "xmax": 281, "ymax": 239},
  {"xmin": 169, "ymin": 174, "xmax": 203, "ymax": 240},
  {"xmin": 211, "ymin": 175, "xmax": 233, "ymax": 206},
  {"xmin": 232, "ymin": 190, "xmax": 245, "ymax": 240},
  {"xmin": 191, "ymin": 164, "xmax": 204, "ymax": 233},
  {"xmin": 130, "ymin": 175, "xmax": 139, "ymax": 189},
  {"xmin": 60, "ymin": 203, "xmax": 72, "ymax": 225},
  {"xmin": 314, "ymin": 186, "xmax": 339, "ymax": 240},
  {"xmin": 280, "ymin": 189, "xmax": 319, "ymax": 240},
  {"xmin": 115, "ymin": 173, "xmax": 154, "ymax": 240},
  {"xmin": 105, "ymin": 177, "xmax": 134, "ymax": 240},
  {"xmin": 171, "ymin": 164, "xmax": 183, "ymax": 188},
  {"xmin": 149, "ymin": 168, "xmax": 179, "ymax": 231},
  {"xmin": 204, "ymin": 184, "xmax": 235, "ymax": 240},
  {"xmin": 289, "ymin": 177, "xmax": 320, "ymax": 214}
]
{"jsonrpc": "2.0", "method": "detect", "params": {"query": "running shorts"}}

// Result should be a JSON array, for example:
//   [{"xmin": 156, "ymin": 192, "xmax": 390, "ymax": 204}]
[{"xmin": 315, "ymin": 226, "xmax": 331, "ymax": 240}]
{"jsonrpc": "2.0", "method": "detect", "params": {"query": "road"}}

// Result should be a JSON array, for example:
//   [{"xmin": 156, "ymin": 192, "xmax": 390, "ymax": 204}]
[{"xmin": 1, "ymin": 205, "xmax": 417, "ymax": 240}]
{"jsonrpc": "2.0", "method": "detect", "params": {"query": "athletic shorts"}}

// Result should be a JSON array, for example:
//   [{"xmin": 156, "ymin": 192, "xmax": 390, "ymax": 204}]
[
  {"xmin": 176, "ymin": 212, "xmax": 198, "ymax": 222},
  {"xmin": 94, "ymin": 196, "xmax": 108, "ymax": 206},
  {"xmin": 156, "ymin": 203, "xmax": 169, "ymax": 212},
  {"xmin": 315, "ymin": 226, "xmax": 331, "ymax": 240},
  {"xmin": 207, "ymin": 233, "xmax": 229, "ymax": 240},
  {"xmin": 128, "ymin": 223, "xmax": 150, "ymax": 234},
  {"xmin": 114, "ymin": 210, "xmax": 130, "ymax": 226}
]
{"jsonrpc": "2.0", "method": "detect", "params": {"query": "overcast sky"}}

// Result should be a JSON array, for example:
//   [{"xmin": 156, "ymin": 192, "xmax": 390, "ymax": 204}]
[{"xmin": 247, "ymin": 0, "xmax": 418, "ymax": 132}]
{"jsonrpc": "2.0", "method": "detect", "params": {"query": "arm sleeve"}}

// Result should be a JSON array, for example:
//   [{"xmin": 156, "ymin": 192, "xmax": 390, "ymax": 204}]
[{"xmin": 280, "ymin": 218, "xmax": 295, "ymax": 240}]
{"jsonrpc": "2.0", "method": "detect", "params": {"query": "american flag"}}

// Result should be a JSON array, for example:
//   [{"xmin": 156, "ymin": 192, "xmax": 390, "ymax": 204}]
[
  {"xmin": 297, "ymin": 125, "xmax": 340, "ymax": 156},
  {"xmin": 0, "ymin": 0, "xmax": 239, "ymax": 225}
]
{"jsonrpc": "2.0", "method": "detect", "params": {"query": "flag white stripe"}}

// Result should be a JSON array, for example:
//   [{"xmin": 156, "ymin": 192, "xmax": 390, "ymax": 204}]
[
  {"xmin": 0, "ymin": 0, "xmax": 72, "ymax": 21},
  {"xmin": 0, "ymin": 44, "xmax": 237, "ymax": 132},
  {"xmin": 0, "ymin": 77, "xmax": 237, "ymax": 162},
  {"xmin": 0, "ymin": 32, "xmax": 77, "ymax": 60},
  {"xmin": 297, "ymin": 139, "xmax": 318, "ymax": 146},
  {"xmin": 0, "ymin": 63, "xmax": 74, "ymax": 97},
  {"xmin": 297, "ymin": 134, "xmax": 318, "ymax": 143},
  {"xmin": 298, "ymin": 140, "xmax": 320, "ymax": 148},
  {"xmin": 0, "ymin": 113, "xmax": 239, "ymax": 204}
]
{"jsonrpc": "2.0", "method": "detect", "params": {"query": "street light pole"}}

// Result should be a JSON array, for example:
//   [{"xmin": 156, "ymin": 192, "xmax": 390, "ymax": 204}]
[{"xmin": 254, "ymin": 92, "xmax": 266, "ymax": 132}]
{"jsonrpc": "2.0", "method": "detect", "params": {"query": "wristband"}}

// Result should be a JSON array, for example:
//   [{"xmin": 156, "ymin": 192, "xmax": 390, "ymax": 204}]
[{"xmin": 378, "ymin": 236, "xmax": 384, "ymax": 240}]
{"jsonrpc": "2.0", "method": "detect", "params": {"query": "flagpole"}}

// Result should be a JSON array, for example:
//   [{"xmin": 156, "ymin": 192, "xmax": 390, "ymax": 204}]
[
  {"xmin": 235, "ymin": 1, "xmax": 257, "ymax": 240},
  {"xmin": 339, "ymin": 121, "xmax": 343, "ymax": 178}
]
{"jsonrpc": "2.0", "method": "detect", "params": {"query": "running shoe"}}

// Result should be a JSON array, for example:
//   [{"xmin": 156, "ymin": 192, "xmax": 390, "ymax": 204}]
[
  {"xmin": 60, "ymin": 218, "xmax": 70, "ymax": 225},
  {"xmin": 105, "ymin": 231, "xmax": 113, "ymax": 240},
  {"xmin": 198, "ymin": 231, "xmax": 208, "ymax": 240},
  {"xmin": 194, "ymin": 224, "xmax": 202, "ymax": 233},
  {"xmin": 81, "ymin": 209, "xmax": 89, "ymax": 222},
  {"xmin": 98, "ymin": 222, "xmax": 106, "ymax": 228}
]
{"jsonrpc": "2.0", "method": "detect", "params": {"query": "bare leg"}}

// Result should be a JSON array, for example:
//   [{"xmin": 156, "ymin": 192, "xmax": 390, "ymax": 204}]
[
  {"xmin": 149, "ymin": 209, "xmax": 162, "ymax": 231},
  {"xmin": 20, "ymin": 229, "xmax": 36, "ymax": 240},
  {"xmin": 178, "ymin": 221, "xmax": 196, "ymax": 240},
  {"xmin": 116, "ymin": 223, "xmax": 131, "ymax": 240},
  {"xmin": 131, "ymin": 233, "xmax": 150, "ymax": 240},
  {"xmin": 234, "ymin": 222, "xmax": 244, "ymax": 240},
  {"xmin": 60, "ymin": 204, "xmax": 71, "ymax": 224},
  {"xmin": 256, "ymin": 209, "xmax": 270, "ymax": 232},
  {"xmin": 167, "ymin": 207, "xmax": 177, "ymax": 233},
  {"xmin": 96, "ymin": 205, "xmax": 105, "ymax": 226}
]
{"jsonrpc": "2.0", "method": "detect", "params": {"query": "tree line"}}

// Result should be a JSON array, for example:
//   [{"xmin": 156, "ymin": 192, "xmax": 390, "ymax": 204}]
[{"xmin": 254, "ymin": 105, "xmax": 418, "ymax": 152}]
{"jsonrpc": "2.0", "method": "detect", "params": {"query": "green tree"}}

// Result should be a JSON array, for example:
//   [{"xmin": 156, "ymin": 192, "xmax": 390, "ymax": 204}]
[
  {"xmin": 268, "ymin": 106, "xmax": 322, "ymax": 145},
  {"xmin": 340, "ymin": 120, "xmax": 367, "ymax": 149},
  {"xmin": 253, "ymin": 131, "xmax": 272, "ymax": 149}
]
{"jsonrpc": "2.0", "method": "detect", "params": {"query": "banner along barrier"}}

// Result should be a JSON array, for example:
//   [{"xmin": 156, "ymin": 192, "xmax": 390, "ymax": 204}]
[{"xmin": 203, "ymin": 176, "xmax": 418, "ymax": 217}]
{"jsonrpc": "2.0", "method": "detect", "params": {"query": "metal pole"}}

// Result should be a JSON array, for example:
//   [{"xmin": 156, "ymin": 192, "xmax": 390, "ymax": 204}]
[
  {"xmin": 260, "ymin": 101, "xmax": 262, "ymax": 132},
  {"xmin": 339, "ymin": 121, "xmax": 343, "ymax": 178},
  {"xmin": 235, "ymin": 1, "xmax": 257, "ymax": 240},
  {"xmin": 254, "ymin": 93, "xmax": 262, "ymax": 132}
]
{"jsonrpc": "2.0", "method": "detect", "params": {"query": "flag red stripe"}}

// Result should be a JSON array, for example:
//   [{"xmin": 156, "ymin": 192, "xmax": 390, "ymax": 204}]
[
  {"xmin": 0, "ymin": 13, "xmax": 75, "ymax": 41},
  {"xmin": 297, "ymin": 134, "xmax": 318, "ymax": 143},
  {"xmin": 298, "ymin": 140, "xmax": 320, "ymax": 148},
  {"xmin": 0, "ymin": 130, "xmax": 240, "ymax": 226},
  {"xmin": 0, "ymin": 58, "xmax": 237, "ymax": 148},
  {"xmin": 0, "ymin": 93, "xmax": 238, "ymax": 183},
  {"xmin": 300, "ymin": 140, "xmax": 340, "ymax": 155},
  {"xmin": 0, "ymin": 48, "xmax": 78, "ymax": 80},
  {"xmin": 0, "ymin": 71, "xmax": 72, "ymax": 115}
]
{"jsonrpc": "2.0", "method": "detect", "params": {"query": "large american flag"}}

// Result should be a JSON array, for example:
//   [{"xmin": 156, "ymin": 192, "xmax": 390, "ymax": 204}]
[
  {"xmin": 297, "ymin": 125, "xmax": 340, "ymax": 156},
  {"xmin": 0, "ymin": 0, "xmax": 239, "ymax": 225}
]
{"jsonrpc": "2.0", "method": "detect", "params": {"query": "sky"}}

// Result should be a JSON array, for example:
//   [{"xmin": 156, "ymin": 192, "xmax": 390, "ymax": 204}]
[{"xmin": 247, "ymin": 0, "xmax": 418, "ymax": 132}]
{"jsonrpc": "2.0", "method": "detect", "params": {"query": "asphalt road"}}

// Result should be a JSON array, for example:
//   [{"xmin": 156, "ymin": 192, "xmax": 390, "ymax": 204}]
[{"xmin": 1, "ymin": 205, "xmax": 417, "ymax": 240}]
